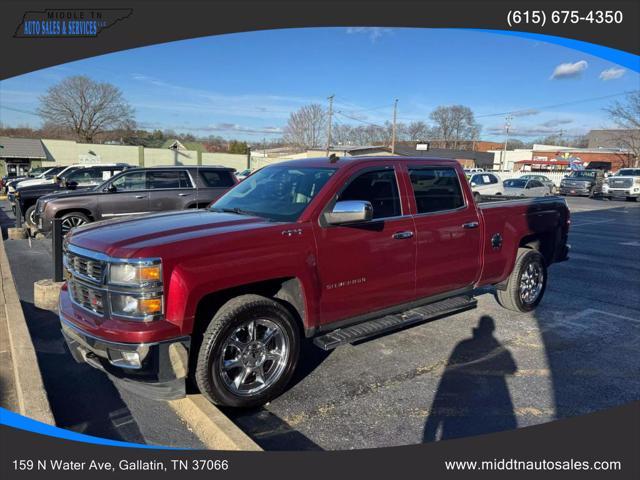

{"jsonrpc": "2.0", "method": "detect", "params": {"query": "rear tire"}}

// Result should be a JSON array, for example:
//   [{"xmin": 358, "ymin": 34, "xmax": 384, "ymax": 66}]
[
  {"xmin": 195, "ymin": 294, "xmax": 300, "ymax": 408},
  {"xmin": 496, "ymin": 248, "xmax": 547, "ymax": 312}
]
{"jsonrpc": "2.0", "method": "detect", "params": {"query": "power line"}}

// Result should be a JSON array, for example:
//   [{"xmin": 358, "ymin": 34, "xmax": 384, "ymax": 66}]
[
  {"xmin": 476, "ymin": 91, "xmax": 633, "ymax": 118},
  {"xmin": 0, "ymin": 105, "xmax": 40, "ymax": 117}
]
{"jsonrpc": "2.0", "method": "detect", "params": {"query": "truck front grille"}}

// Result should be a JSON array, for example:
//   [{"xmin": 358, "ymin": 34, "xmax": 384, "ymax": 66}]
[
  {"xmin": 64, "ymin": 251, "xmax": 105, "ymax": 284},
  {"xmin": 609, "ymin": 178, "xmax": 633, "ymax": 188},
  {"xmin": 68, "ymin": 280, "xmax": 105, "ymax": 315}
]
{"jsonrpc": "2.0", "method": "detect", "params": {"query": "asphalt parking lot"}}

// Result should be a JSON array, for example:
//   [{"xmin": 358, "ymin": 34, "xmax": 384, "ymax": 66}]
[{"xmin": 2, "ymin": 196, "xmax": 639, "ymax": 450}]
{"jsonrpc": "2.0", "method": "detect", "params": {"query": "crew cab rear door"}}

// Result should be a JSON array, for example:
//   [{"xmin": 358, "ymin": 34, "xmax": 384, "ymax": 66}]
[
  {"xmin": 313, "ymin": 163, "xmax": 416, "ymax": 325},
  {"xmin": 147, "ymin": 169, "xmax": 194, "ymax": 211},
  {"xmin": 404, "ymin": 164, "xmax": 482, "ymax": 298}
]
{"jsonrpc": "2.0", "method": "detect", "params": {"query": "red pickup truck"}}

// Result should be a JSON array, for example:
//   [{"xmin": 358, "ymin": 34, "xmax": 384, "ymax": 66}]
[{"xmin": 59, "ymin": 157, "xmax": 570, "ymax": 407}]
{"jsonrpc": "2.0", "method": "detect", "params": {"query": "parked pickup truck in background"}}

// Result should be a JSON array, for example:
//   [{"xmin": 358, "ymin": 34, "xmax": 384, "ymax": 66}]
[
  {"xmin": 559, "ymin": 169, "xmax": 605, "ymax": 198},
  {"xmin": 34, "ymin": 165, "xmax": 237, "ymax": 234},
  {"xmin": 59, "ymin": 157, "xmax": 570, "ymax": 407},
  {"xmin": 602, "ymin": 168, "xmax": 640, "ymax": 201},
  {"xmin": 12, "ymin": 164, "xmax": 130, "ymax": 227}
]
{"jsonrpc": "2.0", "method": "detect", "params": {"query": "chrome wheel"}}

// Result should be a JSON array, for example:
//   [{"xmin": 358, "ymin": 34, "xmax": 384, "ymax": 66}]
[
  {"xmin": 61, "ymin": 215, "xmax": 87, "ymax": 234},
  {"xmin": 218, "ymin": 318, "xmax": 289, "ymax": 397},
  {"xmin": 519, "ymin": 262, "xmax": 544, "ymax": 305}
]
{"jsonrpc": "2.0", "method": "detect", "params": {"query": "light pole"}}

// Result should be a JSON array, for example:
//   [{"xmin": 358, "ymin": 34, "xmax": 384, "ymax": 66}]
[{"xmin": 501, "ymin": 115, "xmax": 512, "ymax": 171}]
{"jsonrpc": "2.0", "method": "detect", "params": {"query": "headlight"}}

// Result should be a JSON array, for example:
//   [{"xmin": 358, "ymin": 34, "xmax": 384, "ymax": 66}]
[
  {"xmin": 110, "ymin": 294, "xmax": 163, "ymax": 320},
  {"xmin": 109, "ymin": 262, "xmax": 162, "ymax": 286},
  {"xmin": 634, "ymin": 178, "xmax": 640, "ymax": 185}
]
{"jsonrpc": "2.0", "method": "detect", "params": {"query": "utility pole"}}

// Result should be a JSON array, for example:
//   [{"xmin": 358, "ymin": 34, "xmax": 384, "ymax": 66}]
[
  {"xmin": 391, "ymin": 99, "xmax": 398, "ymax": 154},
  {"xmin": 326, "ymin": 94, "xmax": 334, "ymax": 156},
  {"xmin": 501, "ymin": 114, "xmax": 512, "ymax": 171}
]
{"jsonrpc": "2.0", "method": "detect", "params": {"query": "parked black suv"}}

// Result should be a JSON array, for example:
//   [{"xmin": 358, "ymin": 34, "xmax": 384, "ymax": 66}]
[
  {"xmin": 14, "ymin": 164, "xmax": 130, "ymax": 227},
  {"xmin": 34, "ymin": 165, "xmax": 237, "ymax": 234},
  {"xmin": 559, "ymin": 169, "xmax": 605, "ymax": 197}
]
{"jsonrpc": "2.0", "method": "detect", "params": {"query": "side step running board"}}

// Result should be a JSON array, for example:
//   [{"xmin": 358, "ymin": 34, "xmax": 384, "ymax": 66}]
[{"xmin": 313, "ymin": 295, "xmax": 477, "ymax": 351}]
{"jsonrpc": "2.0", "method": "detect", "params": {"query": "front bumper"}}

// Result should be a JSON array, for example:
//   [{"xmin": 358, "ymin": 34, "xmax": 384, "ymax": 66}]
[
  {"xmin": 33, "ymin": 210, "xmax": 51, "ymax": 233},
  {"xmin": 59, "ymin": 306, "xmax": 190, "ymax": 401},
  {"xmin": 604, "ymin": 188, "xmax": 640, "ymax": 198},
  {"xmin": 559, "ymin": 186, "xmax": 591, "ymax": 196}
]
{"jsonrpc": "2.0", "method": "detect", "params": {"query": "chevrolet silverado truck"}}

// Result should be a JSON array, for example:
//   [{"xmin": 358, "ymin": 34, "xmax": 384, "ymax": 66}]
[{"xmin": 59, "ymin": 157, "xmax": 570, "ymax": 408}]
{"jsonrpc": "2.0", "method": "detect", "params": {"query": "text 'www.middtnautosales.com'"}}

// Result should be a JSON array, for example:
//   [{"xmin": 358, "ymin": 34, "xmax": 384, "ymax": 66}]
[{"xmin": 444, "ymin": 458, "xmax": 622, "ymax": 472}]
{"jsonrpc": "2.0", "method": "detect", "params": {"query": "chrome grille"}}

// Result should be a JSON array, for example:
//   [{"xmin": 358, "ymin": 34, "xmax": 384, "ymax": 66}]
[
  {"xmin": 64, "ymin": 251, "xmax": 105, "ymax": 284},
  {"xmin": 610, "ymin": 178, "xmax": 633, "ymax": 188},
  {"xmin": 68, "ymin": 280, "xmax": 105, "ymax": 315}
]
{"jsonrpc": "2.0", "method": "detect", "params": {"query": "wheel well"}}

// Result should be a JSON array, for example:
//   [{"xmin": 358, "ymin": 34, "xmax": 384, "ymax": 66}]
[
  {"xmin": 518, "ymin": 231, "xmax": 557, "ymax": 265},
  {"xmin": 191, "ymin": 277, "xmax": 306, "ymax": 341},
  {"xmin": 55, "ymin": 208, "xmax": 94, "ymax": 221}
]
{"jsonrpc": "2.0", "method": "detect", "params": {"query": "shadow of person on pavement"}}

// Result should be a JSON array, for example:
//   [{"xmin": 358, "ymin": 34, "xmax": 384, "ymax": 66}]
[{"xmin": 423, "ymin": 315, "xmax": 518, "ymax": 442}]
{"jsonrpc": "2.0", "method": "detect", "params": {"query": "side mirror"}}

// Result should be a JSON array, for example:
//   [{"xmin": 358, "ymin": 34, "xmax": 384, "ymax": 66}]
[
  {"xmin": 106, "ymin": 184, "xmax": 117, "ymax": 193},
  {"xmin": 325, "ymin": 200, "xmax": 373, "ymax": 225},
  {"xmin": 470, "ymin": 182, "xmax": 477, "ymax": 187},
  {"xmin": 66, "ymin": 180, "xmax": 78, "ymax": 190}
]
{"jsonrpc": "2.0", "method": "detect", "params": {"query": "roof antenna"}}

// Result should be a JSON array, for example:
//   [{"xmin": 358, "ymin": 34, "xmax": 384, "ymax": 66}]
[{"xmin": 329, "ymin": 153, "xmax": 339, "ymax": 163}]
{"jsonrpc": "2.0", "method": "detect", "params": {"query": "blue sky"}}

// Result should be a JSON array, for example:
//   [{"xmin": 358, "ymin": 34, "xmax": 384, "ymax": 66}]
[{"xmin": 1, "ymin": 27, "xmax": 638, "ymax": 141}]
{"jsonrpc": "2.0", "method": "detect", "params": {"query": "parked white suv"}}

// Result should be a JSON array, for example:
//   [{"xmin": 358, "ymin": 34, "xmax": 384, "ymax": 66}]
[
  {"xmin": 468, "ymin": 172, "xmax": 503, "ymax": 201},
  {"xmin": 603, "ymin": 168, "xmax": 640, "ymax": 201}
]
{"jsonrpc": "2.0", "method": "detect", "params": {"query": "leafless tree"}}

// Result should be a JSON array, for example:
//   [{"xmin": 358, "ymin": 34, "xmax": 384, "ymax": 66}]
[
  {"xmin": 38, "ymin": 76, "xmax": 135, "ymax": 143},
  {"xmin": 282, "ymin": 104, "xmax": 327, "ymax": 148},
  {"xmin": 404, "ymin": 121, "xmax": 429, "ymax": 141},
  {"xmin": 430, "ymin": 105, "xmax": 480, "ymax": 149},
  {"xmin": 605, "ymin": 91, "xmax": 640, "ymax": 167}
]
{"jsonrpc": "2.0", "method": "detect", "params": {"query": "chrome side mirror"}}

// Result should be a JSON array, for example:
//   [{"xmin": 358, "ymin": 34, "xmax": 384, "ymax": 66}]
[{"xmin": 325, "ymin": 200, "xmax": 373, "ymax": 225}]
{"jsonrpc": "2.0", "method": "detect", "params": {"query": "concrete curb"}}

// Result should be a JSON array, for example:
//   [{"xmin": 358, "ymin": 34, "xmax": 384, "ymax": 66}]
[
  {"xmin": 169, "ymin": 395, "xmax": 262, "ymax": 451},
  {"xmin": 0, "ymin": 238, "xmax": 55, "ymax": 424}
]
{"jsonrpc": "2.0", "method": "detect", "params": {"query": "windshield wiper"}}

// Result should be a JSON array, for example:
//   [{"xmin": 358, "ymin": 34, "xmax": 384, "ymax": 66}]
[{"xmin": 210, "ymin": 207, "xmax": 255, "ymax": 216}]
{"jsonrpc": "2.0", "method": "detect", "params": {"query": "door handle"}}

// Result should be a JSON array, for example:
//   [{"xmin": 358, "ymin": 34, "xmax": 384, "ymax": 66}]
[
  {"xmin": 462, "ymin": 222, "xmax": 479, "ymax": 229},
  {"xmin": 135, "ymin": 195, "xmax": 145, "ymax": 199},
  {"xmin": 178, "ymin": 193, "xmax": 190, "ymax": 196},
  {"xmin": 392, "ymin": 231, "xmax": 414, "ymax": 240}
]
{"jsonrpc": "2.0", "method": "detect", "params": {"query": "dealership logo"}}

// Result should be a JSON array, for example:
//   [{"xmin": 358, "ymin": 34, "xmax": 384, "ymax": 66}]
[{"xmin": 14, "ymin": 8, "xmax": 132, "ymax": 38}]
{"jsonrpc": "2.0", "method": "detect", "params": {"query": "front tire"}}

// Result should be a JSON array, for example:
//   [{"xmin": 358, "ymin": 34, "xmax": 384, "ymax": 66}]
[
  {"xmin": 496, "ymin": 248, "xmax": 547, "ymax": 312},
  {"xmin": 24, "ymin": 205, "xmax": 37, "ymax": 228},
  {"xmin": 195, "ymin": 294, "xmax": 300, "ymax": 408},
  {"xmin": 59, "ymin": 212, "xmax": 89, "ymax": 234},
  {"xmin": 626, "ymin": 197, "xmax": 638, "ymax": 202}
]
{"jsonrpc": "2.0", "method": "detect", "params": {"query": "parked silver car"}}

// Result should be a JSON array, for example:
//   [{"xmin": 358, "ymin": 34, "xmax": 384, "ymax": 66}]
[
  {"xmin": 503, "ymin": 178, "xmax": 549, "ymax": 197},
  {"xmin": 519, "ymin": 174, "xmax": 556, "ymax": 194}
]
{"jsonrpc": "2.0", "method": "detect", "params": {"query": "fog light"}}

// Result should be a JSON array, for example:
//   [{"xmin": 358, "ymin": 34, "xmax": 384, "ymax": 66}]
[{"xmin": 107, "ymin": 349, "xmax": 142, "ymax": 369}]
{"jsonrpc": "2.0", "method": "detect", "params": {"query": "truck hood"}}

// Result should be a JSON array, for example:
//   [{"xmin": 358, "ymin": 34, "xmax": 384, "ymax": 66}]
[
  {"xmin": 39, "ymin": 187, "xmax": 98, "ymax": 202},
  {"xmin": 68, "ymin": 210, "xmax": 278, "ymax": 258},
  {"xmin": 15, "ymin": 178, "xmax": 54, "ymax": 189}
]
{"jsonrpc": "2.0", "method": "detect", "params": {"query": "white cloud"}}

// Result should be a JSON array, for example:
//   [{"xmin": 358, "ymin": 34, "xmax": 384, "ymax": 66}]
[
  {"xmin": 345, "ymin": 27, "xmax": 392, "ymax": 42},
  {"xmin": 599, "ymin": 67, "xmax": 625, "ymax": 81},
  {"xmin": 550, "ymin": 60, "xmax": 588, "ymax": 79}
]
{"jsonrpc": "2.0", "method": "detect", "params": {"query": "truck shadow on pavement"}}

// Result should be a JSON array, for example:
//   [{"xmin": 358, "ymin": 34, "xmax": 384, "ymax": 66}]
[
  {"xmin": 0, "ymin": 203, "xmax": 146, "ymax": 443},
  {"xmin": 531, "ymin": 203, "xmax": 640, "ymax": 421},
  {"xmin": 423, "ymin": 316, "xmax": 517, "ymax": 441},
  {"xmin": 222, "ymin": 338, "xmax": 329, "ymax": 450},
  {"xmin": 19, "ymin": 298, "xmax": 146, "ymax": 442}
]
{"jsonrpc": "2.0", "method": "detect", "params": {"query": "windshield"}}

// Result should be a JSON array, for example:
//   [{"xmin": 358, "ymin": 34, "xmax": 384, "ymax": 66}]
[
  {"xmin": 568, "ymin": 171, "xmax": 596, "ymax": 179},
  {"xmin": 504, "ymin": 179, "xmax": 527, "ymax": 188},
  {"xmin": 617, "ymin": 169, "xmax": 640, "ymax": 176},
  {"xmin": 211, "ymin": 166, "xmax": 336, "ymax": 222}
]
